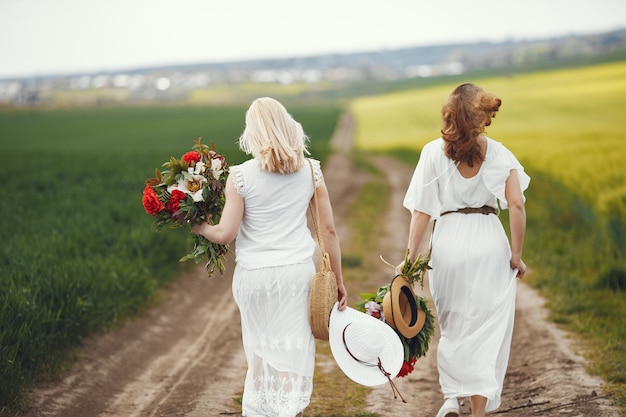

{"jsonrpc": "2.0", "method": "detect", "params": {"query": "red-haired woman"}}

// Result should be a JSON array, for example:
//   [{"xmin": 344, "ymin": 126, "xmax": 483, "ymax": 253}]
[{"xmin": 400, "ymin": 83, "xmax": 529, "ymax": 417}]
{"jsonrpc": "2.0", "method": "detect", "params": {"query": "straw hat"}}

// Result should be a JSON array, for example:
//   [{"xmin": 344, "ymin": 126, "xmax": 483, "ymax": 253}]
[
  {"xmin": 382, "ymin": 275, "xmax": 426, "ymax": 339},
  {"xmin": 329, "ymin": 303, "xmax": 404, "ymax": 387}
]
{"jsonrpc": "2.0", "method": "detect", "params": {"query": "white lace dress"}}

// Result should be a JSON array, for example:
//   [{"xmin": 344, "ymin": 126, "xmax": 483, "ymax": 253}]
[
  {"xmin": 229, "ymin": 158, "xmax": 322, "ymax": 417},
  {"xmin": 403, "ymin": 138, "xmax": 530, "ymax": 412}
]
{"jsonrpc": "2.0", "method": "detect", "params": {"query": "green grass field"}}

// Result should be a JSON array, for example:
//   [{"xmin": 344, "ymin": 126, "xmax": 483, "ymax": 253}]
[
  {"xmin": 350, "ymin": 61, "xmax": 626, "ymax": 411},
  {"xmin": 0, "ymin": 103, "xmax": 341, "ymax": 411}
]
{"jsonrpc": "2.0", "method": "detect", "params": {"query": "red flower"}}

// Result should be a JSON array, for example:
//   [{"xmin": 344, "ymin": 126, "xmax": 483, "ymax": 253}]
[
  {"xmin": 183, "ymin": 151, "xmax": 201, "ymax": 164},
  {"xmin": 397, "ymin": 357, "xmax": 417, "ymax": 378},
  {"xmin": 142, "ymin": 185, "xmax": 165, "ymax": 216},
  {"xmin": 166, "ymin": 190, "xmax": 186, "ymax": 213}
]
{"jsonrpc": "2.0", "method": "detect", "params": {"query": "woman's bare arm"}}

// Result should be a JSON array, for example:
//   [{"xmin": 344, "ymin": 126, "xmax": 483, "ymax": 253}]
[
  {"xmin": 505, "ymin": 169, "xmax": 527, "ymax": 278},
  {"xmin": 191, "ymin": 175, "xmax": 244, "ymax": 245},
  {"xmin": 313, "ymin": 179, "xmax": 347, "ymax": 310}
]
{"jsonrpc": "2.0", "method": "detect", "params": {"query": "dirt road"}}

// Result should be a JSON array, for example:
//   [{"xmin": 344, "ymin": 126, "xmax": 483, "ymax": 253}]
[{"xmin": 20, "ymin": 114, "xmax": 618, "ymax": 417}]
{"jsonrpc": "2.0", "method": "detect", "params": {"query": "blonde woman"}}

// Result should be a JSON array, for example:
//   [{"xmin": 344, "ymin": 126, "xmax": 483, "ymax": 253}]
[
  {"xmin": 192, "ymin": 97, "xmax": 347, "ymax": 417},
  {"xmin": 399, "ymin": 84, "xmax": 529, "ymax": 417}
]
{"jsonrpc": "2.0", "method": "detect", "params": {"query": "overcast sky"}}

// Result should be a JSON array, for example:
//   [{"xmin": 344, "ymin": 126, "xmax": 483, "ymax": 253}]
[{"xmin": 1, "ymin": 0, "xmax": 625, "ymax": 78}]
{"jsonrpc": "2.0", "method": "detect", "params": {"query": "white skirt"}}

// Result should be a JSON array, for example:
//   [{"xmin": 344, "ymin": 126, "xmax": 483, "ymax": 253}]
[
  {"xmin": 232, "ymin": 261, "xmax": 316, "ymax": 417},
  {"xmin": 430, "ymin": 213, "xmax": 517, "ymax": 412}
]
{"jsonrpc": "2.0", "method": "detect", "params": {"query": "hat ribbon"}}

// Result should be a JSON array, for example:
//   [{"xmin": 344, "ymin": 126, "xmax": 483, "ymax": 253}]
[{"xmin": 342, "ymin": 325, "xmax": 407, "ymax": 403}]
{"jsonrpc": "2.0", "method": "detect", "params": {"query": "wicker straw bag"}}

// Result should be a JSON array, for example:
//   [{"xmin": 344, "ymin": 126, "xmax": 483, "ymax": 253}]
[{"xmin": 308, "ymin": 160, "xmax": 338, "ymax": 340}]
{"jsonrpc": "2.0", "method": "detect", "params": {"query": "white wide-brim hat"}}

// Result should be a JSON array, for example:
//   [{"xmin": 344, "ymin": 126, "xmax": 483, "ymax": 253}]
[{"xmin": 329, "ymin": 302, "xmax": 404, "ymax": 387}]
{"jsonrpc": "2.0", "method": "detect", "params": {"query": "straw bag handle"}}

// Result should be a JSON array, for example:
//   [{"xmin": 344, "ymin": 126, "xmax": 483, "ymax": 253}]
[{"xmin": 307, "ymin": 159, "xmax": 325, "ymax": 254}]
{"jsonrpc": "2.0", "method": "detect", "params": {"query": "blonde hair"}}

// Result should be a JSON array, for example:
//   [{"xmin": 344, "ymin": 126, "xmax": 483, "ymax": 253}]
[
  {"xmin": 441, "ymin": 83, "xmax": 501, "ymax": 166},
  {"xmin": 238, "ymin": 97, "xmax": 309, "ymax": 173}
]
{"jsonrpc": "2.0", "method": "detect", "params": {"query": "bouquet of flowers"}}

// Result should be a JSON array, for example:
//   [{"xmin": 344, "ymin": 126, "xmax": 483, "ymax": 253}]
[
  {"xmin": 142, "ymin": 138, "xmax": 230, "ymax": 276},
  {"xmin": 355, "ymin": 250, "xmax": 435, "ymax": 377}
]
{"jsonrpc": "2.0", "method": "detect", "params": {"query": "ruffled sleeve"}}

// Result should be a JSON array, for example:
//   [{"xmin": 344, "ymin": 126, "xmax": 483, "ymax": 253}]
[
  {"xmin": 229, "ymin": 164, "xmax": 245, "ymax": 197},
  {"xmin": 482, "ymin": 140, "xmax": 530, "ymax": 209},
  {"xmin": 309, "ymin": 158, "xmax": 322, "ymax": 188},
  {"xmin": 402, "ymin": 139, "xmax": 443, "ymax": 217}
]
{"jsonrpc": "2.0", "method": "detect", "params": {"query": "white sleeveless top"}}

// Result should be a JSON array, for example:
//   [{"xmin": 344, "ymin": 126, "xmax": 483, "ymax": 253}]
[{"xmin": 229, "ymin": 158, "xmax": 322, "ymax": 269}]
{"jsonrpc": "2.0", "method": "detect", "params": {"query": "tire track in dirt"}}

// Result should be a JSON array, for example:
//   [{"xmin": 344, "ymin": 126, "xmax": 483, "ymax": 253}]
[
  {"xmin": 103, "ymin": 281, "xmax": 242, "ymax": 417},
  {"xmin": 21, "ymin": 262, "xmax": 246, "ymax": 417}
]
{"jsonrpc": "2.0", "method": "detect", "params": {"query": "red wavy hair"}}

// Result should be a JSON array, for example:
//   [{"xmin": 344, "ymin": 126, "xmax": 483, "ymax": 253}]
[{"xmin": 441, "ymin": 83, "xmax": 501, "ymax": 166}]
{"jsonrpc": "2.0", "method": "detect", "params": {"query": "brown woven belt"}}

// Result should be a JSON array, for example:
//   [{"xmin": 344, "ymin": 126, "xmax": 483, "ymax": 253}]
[{"xmin": 441, "ymin": 205, "xmax": 497, "ymax": 216}]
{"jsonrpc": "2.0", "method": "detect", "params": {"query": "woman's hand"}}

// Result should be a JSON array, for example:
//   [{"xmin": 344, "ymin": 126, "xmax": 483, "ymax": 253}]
[
  {"xmin": 336, "ymin": 282, "xmax": 348, "ymax": 311},
  {"xmin": 510, "ymin": 257, "xmax": 527, "ymax": 278},
  {"xmin": 191, "ymin": 222, "xmax": 205, "ymax": 236},
  {"xmin": 172, "ymin": 210, "xmax": 189, "ymax": 225},
  {"xmin": 395, "ymin": 261, "xmax": 405, "ymax": 276}
]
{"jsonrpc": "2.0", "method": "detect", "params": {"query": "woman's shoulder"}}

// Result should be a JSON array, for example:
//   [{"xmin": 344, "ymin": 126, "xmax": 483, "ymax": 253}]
[
  {"xmin": 420, "ymin": 137, "xmax": 445, "ymax": 160},
  {"xmin": 483, "ymin": 136, "xmax": 526, "ymax": 174},
  {"xmin": 426, "ymin": 137, "xmax": 444, "ymax": 148},
  {"xmin": 484, "ymin": 136, "xmax": 515, "ymax": 160},
  {"xmin": 485, "ymin": 136, "xmax": 502, "ymax": 149},
  {"xmin": 230, "ymin": 158, "xmax": 258, "ymax": 172},
  {"xmin": 306, "ymin": 157, "xmax": 321, "ymax": 168},
  {"xmin": 306, "ymin": 158, "xmax": 322, "ymax": 187},
  {"xmin": 303, "ymin": 158, "xmax": 321, "ymax": 175},
  {"xmin": 229, "ymin": 159, "xmax": 257, "ymax": 192}
]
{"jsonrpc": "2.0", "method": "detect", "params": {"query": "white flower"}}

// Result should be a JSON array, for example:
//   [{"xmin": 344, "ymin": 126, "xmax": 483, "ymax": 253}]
[
  {"xmin": 365, "ymin": 301, "xmax": 381, "ymax": 316},
  {"xmin": 167, "ymin": 171, "xmax": 207, "ymax": 202},
  {"xmin": 363, "ymin": 301, "xmax": 385, "ymax": 321},
  {"xmin": 210, "ymin": 158, "xmax": 224, "ymax": 180},
  {"xmin": 193, "ymin": 161, "xmax": 206, "ymax": 175}
]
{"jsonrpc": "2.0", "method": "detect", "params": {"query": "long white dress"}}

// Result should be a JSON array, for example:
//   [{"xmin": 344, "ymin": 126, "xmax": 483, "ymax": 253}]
[
  {"xmin": 229, "ymin": 158, "xmax": 322, "ymax": 417},
  {"xmin": 403, "ymin": 137, "xmax": 530, "ymax": 412}
]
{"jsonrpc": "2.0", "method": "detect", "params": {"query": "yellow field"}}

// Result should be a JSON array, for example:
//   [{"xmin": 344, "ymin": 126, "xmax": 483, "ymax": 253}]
[{"xmin": 350, "ymin": 61, "xmax": 626, "ymax": 214}]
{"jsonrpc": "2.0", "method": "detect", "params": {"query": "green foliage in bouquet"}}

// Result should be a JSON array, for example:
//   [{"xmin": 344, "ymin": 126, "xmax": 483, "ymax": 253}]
[
  {"xmin": 355, "ymin": 250, "xmax": 435, "ymax": 376},
  {"xmin": 399, "ymin": 250, "xmax": 432, "ymax": 289},
  {"xmin": 143, "ymin": 138, "xmax": 230, "ymax": 276},
  {"xmin": 403, "ymin": 294, "xmax": 435, "ymax": 359}
]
